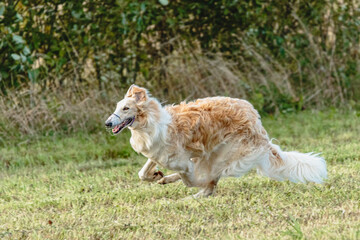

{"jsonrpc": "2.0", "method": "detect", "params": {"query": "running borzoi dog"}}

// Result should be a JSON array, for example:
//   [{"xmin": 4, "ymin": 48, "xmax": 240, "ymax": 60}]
[{"xmin": 105, "ymin": 85, "xmax": 327, "ymax": 197}]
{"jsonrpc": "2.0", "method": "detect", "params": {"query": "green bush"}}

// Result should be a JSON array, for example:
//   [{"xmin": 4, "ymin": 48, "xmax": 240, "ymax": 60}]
[{"xmin": 0, "ymin": 0, "xmax": 359, "ymax": 112}]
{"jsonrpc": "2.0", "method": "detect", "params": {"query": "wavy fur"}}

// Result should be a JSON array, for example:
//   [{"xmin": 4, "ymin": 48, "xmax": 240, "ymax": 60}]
[{"xmin": 106, "ymin": 85, "xmax": 328, "ymax": 197}]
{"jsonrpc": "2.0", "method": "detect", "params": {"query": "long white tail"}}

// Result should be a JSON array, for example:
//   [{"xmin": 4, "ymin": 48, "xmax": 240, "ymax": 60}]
[{"xmin": 258, "ymin": 143, "xmax": 327, "ymax": 183}]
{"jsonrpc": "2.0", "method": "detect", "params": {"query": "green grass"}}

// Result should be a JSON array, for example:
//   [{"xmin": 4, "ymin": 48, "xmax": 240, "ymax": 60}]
[{"xmin": 0, "ymin": 110, "xmax": 359, "ymax": 239}]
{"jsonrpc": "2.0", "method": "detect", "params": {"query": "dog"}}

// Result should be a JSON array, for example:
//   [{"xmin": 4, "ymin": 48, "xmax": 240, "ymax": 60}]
[{"xmin": 105, "ymin": 85, "xmax": 327, "ymax": 197}]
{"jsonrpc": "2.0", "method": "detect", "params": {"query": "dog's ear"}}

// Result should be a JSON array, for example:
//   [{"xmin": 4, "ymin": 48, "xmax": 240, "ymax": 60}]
[{"xmin": 126, "ymin": 85, "xmax": 148, "ymax": 103}]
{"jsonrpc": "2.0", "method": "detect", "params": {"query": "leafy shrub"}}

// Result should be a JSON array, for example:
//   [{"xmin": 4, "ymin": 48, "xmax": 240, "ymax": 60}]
[{"xmin": 0, "ymin": 0, "xmax": 359, "ymax": 114}]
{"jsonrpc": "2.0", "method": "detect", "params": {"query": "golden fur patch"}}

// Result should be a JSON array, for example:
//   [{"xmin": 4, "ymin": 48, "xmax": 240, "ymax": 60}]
[{"xmin": 165, "ymin": 97, "xmax": 271, "ymax": 156}]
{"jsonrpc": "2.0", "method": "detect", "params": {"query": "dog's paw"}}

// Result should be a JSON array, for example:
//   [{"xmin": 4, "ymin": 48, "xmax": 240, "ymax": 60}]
[
  {"xmin": 153, "ymin": 171, "xmax": 164, "ymax": 181},
  {"xmin": 157, "ymin": 177, "xmax": 167, "ymax": 185}
]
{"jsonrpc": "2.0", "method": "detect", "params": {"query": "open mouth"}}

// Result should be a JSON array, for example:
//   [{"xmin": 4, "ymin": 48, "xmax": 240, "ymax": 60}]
[{"xmin": 112, "ymin": 117, "xmax": 135, "ymax": 134}]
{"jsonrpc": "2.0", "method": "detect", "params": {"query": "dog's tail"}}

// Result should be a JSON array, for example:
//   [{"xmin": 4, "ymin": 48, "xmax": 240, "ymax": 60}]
[{"xmin": 257, "ymin": 143, "xmax": 327, "ymax": 183}]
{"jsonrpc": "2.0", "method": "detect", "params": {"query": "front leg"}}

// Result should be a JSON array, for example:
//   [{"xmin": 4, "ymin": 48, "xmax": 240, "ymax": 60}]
[
  {"xmin": 138, "ymin": 159, "xmax": 164, "ymax": 182},
  {"xmin": 157, "ymin": 173, "xmax": 181, "ymax": 184}
]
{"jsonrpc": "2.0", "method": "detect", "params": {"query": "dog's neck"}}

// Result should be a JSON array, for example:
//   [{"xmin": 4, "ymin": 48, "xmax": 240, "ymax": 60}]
[{"xmin": 129, "ymin": 99, "xmax": 171, "ymax": 159}]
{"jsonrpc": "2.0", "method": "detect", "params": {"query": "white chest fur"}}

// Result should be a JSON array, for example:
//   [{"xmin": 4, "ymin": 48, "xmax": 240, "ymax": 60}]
[{"xmin": 130, "ymin": 131, "xmax": 191, "ymax": 172}]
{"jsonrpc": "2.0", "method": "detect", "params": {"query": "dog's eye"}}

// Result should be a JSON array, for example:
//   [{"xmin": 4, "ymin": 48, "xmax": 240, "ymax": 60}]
[{"xmin": 123, "ymin": 107, "xmax": 129, "ymax": 111}]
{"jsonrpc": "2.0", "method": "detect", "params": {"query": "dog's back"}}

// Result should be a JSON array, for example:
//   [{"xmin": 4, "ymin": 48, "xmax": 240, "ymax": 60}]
[{"xmin": 165, "ymin": 97, "xmax": 269, "ymax": 156}]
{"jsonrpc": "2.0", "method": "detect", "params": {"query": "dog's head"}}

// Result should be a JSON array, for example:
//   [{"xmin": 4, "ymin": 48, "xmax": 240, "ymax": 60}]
[{"xmin": 105, "ymin": 85, "xmax": 149, "ymax": 134}]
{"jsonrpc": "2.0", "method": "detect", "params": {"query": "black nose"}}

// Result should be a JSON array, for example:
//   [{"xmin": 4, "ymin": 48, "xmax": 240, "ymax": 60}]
[{"xmin": 105, "ymin": 121, "xmax": 112, "ymax": 127}]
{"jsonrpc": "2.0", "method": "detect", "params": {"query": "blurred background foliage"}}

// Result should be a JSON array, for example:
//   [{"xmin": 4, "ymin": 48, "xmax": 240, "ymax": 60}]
[{"xmin": 0, "ymin": 0, "xmax": 359, "ymax": 139}]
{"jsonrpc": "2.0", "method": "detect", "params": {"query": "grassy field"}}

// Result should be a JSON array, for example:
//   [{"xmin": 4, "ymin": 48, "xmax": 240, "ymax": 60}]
[{"xmin": 0, "ymin": 110, "xmax": 359, "ymax": 239}]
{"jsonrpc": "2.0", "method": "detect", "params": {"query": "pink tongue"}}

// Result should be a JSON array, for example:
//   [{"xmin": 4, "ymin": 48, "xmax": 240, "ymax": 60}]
[{"xmin": 112, "ymin": 125, "xmax": 120, "ymax": 133}]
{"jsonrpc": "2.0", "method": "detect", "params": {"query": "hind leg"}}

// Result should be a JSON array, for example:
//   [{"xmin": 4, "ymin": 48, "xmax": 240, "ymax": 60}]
[
  {"xmin": 193, "ymin": 178, "xmax": 220, "ymax": 198},
  {"xmin": 177, "ymin": 168, "xmax": 219, "ymax": 198},
  {"xmin": 180, "ymin": 154, "xmax": 224, "ymax": 198}
]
